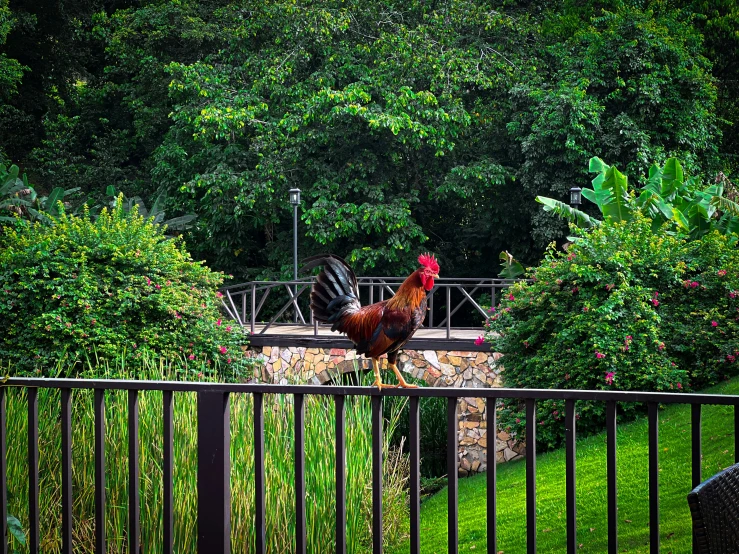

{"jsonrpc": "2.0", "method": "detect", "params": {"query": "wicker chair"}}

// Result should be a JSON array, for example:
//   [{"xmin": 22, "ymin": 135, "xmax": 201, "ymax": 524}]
[{"xmin": 687, "ymin": 462, "xmax": 739, "ymax": 553}]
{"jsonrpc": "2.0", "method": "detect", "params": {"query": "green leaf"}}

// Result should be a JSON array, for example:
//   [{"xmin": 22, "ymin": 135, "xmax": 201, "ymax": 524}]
[
  {"xmin": 588, "ymin": 157, "xmax": 610, "ymax": 174},
  {"xmin": 44, "ymin": 188, "xmax": 65, "ymax": 216},
  {"xmin": 599, "ymin": 166, "xmax": 631, "ymax": 222},
  {"xmin": 536, "ymin": 196, "xmax": 600, "ymax": 228},
  {"xmin": 498, "ymin": 251, "xmax": 525, "ymax": 278},
  {"xmin": 7, "ymin": 515, "xmax": 25, "ymax": 545}
]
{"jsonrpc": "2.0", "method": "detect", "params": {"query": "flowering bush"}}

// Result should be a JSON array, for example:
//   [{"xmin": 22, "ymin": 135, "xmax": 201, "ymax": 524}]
[
  {"xmin": 485, "ymin": 214, "xmax": 739, "ymax": 450},
  {"xmin": 0, "ymin": 202, "xmax": 250, "ymax": 377}
]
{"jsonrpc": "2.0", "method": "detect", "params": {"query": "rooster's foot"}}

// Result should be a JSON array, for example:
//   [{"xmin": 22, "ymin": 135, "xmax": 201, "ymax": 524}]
[{"xmin": 373, "ymin": 379, "xmax": 398, "ymax": 390}]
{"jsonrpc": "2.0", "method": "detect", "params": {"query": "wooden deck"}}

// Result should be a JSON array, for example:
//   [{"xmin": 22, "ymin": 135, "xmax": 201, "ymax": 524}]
[{"xmin": 246, "ymin": 324, "xmax": 488, "ymax": 351}]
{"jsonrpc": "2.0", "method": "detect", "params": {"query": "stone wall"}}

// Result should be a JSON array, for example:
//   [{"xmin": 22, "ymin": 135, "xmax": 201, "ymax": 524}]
[{"xmin": 244, "ymin": 345, "xmax": 525, "ymax": 474}]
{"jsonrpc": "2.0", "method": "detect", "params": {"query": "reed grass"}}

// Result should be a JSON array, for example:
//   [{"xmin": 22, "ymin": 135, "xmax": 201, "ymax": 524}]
[{"xmin": 4, "ymin": 360, "xmax": 409, "ymax": 553}]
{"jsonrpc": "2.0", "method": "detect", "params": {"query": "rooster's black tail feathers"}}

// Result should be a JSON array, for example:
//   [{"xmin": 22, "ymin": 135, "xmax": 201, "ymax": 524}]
[{"xmin": 303, "ymin": 254, "xmax": 361, "ymax": 329}]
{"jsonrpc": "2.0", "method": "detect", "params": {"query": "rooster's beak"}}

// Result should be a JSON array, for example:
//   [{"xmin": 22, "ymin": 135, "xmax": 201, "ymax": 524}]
[{"xmin": 431, "ymin": 273, "xmax": 439, "ymax": 278}]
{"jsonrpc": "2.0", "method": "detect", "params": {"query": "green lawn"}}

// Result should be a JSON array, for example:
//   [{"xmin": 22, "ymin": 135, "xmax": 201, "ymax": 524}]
[{"xmin": 390, "ymin": 379, "xmax": 739, "ymax": 554}]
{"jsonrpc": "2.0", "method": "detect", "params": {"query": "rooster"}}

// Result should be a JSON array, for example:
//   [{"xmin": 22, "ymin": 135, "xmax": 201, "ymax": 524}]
[{"xmin": 304, "ymin": 253, "xmax": 440, "ymax": 389}]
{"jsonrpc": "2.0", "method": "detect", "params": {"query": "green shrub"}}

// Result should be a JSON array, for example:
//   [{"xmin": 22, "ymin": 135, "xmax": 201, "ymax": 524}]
[
  {"xmin": 485, "ymin": 214, "xmax": 739, "ymax": 450},
  {"xmin": 0, "ymin": 201, "xmax": 248, "ymax": 377}
]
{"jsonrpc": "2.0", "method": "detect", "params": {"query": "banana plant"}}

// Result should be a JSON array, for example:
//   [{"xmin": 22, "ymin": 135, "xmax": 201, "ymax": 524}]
[
  {"xmin": 105, "ymin": 186, "xmax": 197, "ymax": 232},
  {"xmin": 537, "ymin": 156, "xmax": 739, "ymax": 239},
  {"xmin": 0, "ymin": 164, "xmax": 79, "ymax": 224},
  {"xmin": 498, "ymin": 250, "xmax": 526, "ymax": 278}
]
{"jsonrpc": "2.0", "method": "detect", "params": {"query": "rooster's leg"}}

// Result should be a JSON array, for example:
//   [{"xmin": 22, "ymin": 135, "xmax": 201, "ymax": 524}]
[
  {"xmin": 388, "ymin": 362, "xmax": 418, "ymax": 388},
  {"xmin": 372, "ymin": 358, "xmax": 397, "ymax": 389}
]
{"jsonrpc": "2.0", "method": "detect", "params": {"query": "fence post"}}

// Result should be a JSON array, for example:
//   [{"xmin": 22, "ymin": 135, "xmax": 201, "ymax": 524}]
[{"xmin": 198, "ymin": 390, "xmax": 231, "ymax": 554}]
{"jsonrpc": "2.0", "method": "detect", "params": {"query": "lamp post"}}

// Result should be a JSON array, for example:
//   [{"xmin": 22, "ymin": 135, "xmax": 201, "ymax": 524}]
[
  {"xmin": 289, "ymin": 188, "xmax": 301, "ymax": 322},
  {"xmin": 569, "ymin": 186, "xmax": 582, "ymax": 209}
]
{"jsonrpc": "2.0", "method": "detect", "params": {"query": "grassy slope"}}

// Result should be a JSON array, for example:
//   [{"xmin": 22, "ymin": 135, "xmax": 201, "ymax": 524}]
[{"xmin": 391, "ymin": 378, "xmax": 739, "ymax": 554}]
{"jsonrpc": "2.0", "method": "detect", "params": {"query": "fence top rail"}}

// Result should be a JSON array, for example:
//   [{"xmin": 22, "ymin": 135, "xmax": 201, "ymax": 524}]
[
  {"xmin": 220, "ymin": 277, "xmax": 529, "ymax": 291},
  {"xmin": 3, "ymin": 378, "xmax": 739, "ymax": 405}
]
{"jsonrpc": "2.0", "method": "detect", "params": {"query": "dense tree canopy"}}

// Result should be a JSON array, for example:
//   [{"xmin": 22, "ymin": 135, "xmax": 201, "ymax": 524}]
[{"xmin": 1, "ymin": 0, "xmax": 736, "ymax": 280}]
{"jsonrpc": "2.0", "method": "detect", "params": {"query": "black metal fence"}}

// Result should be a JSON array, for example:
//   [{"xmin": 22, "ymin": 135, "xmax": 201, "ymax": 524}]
[
  {"xmin": 220, "ymin": 277, "xmax": 524, "ymax": 337},
  {"xmin": 3, "ymin": 378, "xmax": 739, "ymax": 553}
]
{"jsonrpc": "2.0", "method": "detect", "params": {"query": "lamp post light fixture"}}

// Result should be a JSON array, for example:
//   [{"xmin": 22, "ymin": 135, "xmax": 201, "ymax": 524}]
[{"xmin": 569, "ymin": 186, "xmax": 582, "ymax": 209}]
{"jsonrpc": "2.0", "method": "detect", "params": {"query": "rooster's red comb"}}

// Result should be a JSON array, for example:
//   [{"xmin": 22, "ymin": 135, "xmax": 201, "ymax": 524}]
[{"xmin": 418, "ymin": 253, "xmax": 440, "ymax": 273}]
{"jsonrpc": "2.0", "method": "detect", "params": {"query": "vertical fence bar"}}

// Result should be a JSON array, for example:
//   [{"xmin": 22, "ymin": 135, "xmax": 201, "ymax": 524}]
[
  {"xmin": 295, "ymin": 394, "xmax": 306, "ymax": 554},
  {"xmin": 0, "ymin": 388, "xmax": 6, "ymax": 554},
  {"xmin": 163, "ymin": 390, "xmax": 173, "ymax": 554},
  {"xmin": 691, "ymin": 403, "xmax": 701, "ymax": 552},
  {"xmin": 197, "ymin": 391, "xmax": 231, "ymax": 554},
  {"xmin": 429, "ymin": 290, "xmax": 435, "ymax": 328},
  {"xmin": 606, "ymin": 401, "xmax": 617, "ymax": 554},
  {"xmin": 448, "ymin": 397, "xmax": 459, "ymax": 554},
  {"xmin": 128, "ymin": 390, "xmax": 140, "ymax": 554},
  {"xmin": 95, "ymin": 389, "xmax": 106, "ymax": 554},
  {"xmin": 735, "ymin": 403, "xmax": 739, "ymax": 464},
  {"xmin": 648, "ymin": 402, "xmax": 659, "ymax": 554},
  {"xmin": 372, "ymin": 395, "xmax": 383, "ymax": 554},
  {"xmin": 28, "ymin": 388, "xmax": 39, "ymax": 554},
  {"xmin": 525, "ymin": 399, "xmax": 536, "ymax": 554},
  {"xmin": 254, "ymin": 393, "xmax": 265, "ymax": 554},
  {"xmin": 565, "ymin": 399, "xmax": 577, "ymax": 554},
  {"xmin": 691, "ymin": 404, "xmax": 702, "ymax": 489},
  {"xmin": 335, "ymin": 395, "xmax": 347, "ymax": 554},
  {"xmin": 446, "ymin": 286, "xmax": 451, "ymax": 339},
  {"xmin": 410, "ymin": 396, "xmax": 421, "ymax": 554},
  {"xmin": 251, "ymin": 284, "xmax": 256, "ymax": 334},
  {"xmin": 487, "ymin": 397, "xmax": 497, "ymax": 554},
  {"xmin": 61, "ymin": 389, "xmax": 73, "ymax": 554}
]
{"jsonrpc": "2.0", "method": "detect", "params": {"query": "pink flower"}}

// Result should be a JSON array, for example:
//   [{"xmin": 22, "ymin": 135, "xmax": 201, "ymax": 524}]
[
  {"xmin": 197, "ymin": 372, "xmax": 203, "ymax": 379},
  {"xmin": 474, "ymin": 336, "xmax": 484, "ymax": 346},
  {"xmin": 583, "ymin": 306, "xmax": 589, "ymax": 312},
  {"xmin": 730, "ymin": 291, "xmax": 737, "ymax": 299},
  {"xmin": 690, "ymin": 281, "xmax": 699, "ymax": 288},
  {"xmin": 651, "ymin": 299, "xmax": 659, "ymax": 307},
  {"xmin": 155, "ymin": 284, "xmax": 161, "ymax": 290},
  {"xmin": 712, "ymin": 321, "xmax": 718, "ymax": 327},
  {"xmin": 508, "ymin": 294, "xmax": 515, "ymax": 301},
  {"xmin": 146, "ymin": 277, "xmax": 151, "ymax": 285},
  {"xmin": 227, "ymin": 358, "xmax": 232, "ymax": 364},
  {"xmin": 658, "ymin": 342, "xmax": 665, "ymax": 351},
  {"xmin": 175, "ymin": 312, "xmax": 182, "ymax": 319},
  {"xmin": 226, "ymin": 325, "xmax": 232, "ymax": 332},
  {"xmin": 515, "ymin": 418, "xmax": 521, "ymax": 424},
  {"xmin": 727, "ymin": 354, "xmax": 736, "ymax": 363},
  {"xmin": 567, "ymin": 253, "xmax": 576, "ymax": 261},
  {"xmin": 216, "ymin": 291, "xmax": 224, "ymax": 298},
  {"xmin": 572, "ymin": 287, "xmax": 579, "ymax": 294},
  {"xmin": 216, "ymin": 319, "xmax": 222, "ymax": 326},
  {"xmin": 219, "ymin": 346, "xmax": 227, "ymax": 354},
  {"xmin": 605, "ymin": 283, "xmax": 615, "ymax": 291},
  {"xmin": 626, "ymin": 335, "xmax": 633, "ymax": 341},
  {"xmin": 188, "ymin": 354, "xmax": 195, "ymax": 360},
  {"xmin": 718, "ymin": 270, "xmax": 727, "ymax": 277},
  {"xmin": 605, "ymin": 372, "xmax": 615, "ymax": 385},
  {"xmin": 595, "ymin": 351, "xmax": 605, "ymax": 359}
]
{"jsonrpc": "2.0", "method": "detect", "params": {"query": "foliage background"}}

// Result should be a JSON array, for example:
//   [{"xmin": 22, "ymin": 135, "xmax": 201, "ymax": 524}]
[{"xmin": 0, "ymin": 0, "xmax": 736, "ymax": 280}]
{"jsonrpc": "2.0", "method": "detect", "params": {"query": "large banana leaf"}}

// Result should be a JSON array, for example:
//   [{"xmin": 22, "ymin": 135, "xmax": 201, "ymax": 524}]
[
  {"xmin": 598, "ymin": 166, "xmax": 632, "ymax": 222},
  {"xmin": 536, "ymin": 196, "xmax": 600, "ymax": 228}
]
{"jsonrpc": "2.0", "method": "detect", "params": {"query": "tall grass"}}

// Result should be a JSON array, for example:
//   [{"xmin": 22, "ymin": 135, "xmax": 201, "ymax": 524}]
[{"xmin": 4, "ymin": 361, "xmax": 409, "ymax": 553}]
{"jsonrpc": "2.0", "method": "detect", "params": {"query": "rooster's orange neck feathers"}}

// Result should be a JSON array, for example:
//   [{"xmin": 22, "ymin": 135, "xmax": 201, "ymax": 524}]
[{"xmin": 386, "ymin": 270, "xmax": 427, "ymax": 310}]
